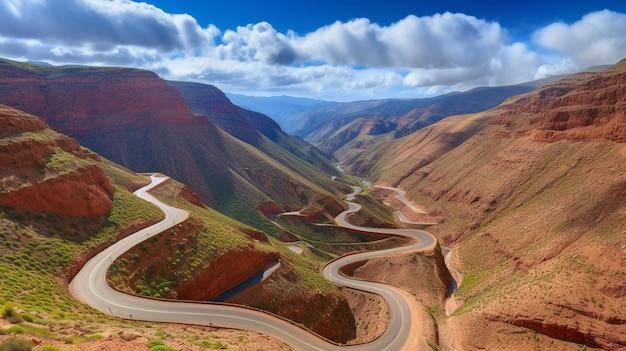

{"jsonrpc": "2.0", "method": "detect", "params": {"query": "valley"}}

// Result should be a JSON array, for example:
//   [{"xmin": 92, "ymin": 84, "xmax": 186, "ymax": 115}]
[
  {"xmin": 71, "ymin": 175, "xmax": 445, "ymax": 350},
  {"xmin": 0, "ymin": 56, "xmax": 624, "ymax": 351}
]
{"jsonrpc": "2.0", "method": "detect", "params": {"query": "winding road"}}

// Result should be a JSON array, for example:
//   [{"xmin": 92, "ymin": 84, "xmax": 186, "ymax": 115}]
[{"xmin": 70, "ymin": 177, "xmax": 439, "ymax": 350}]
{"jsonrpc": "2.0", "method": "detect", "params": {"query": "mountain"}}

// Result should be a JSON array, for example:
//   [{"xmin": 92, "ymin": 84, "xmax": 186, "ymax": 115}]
[
  {"xmin": 0, "ymin": 58, "xmax": 347, "ymax": 232},
  {"xmin": 225, "ymin": 93, "xmax": 334, "ymax": 129},
  {"xmin": 353, "ymin": 60, "xmax": 626, "ymax": 350},
  {"xmin": 169, "ymin": 82, "xmax": 282, "ymax": 144},
  {"xmin": 0, "ymin": 105, "xmax": 356, "ymax": 345},
  {"xmin": 297, "ymin": 82, "xmax": 568, "ymax": 158},
  {"xmin": 169, "ymin": 81, "xmax": 339, "ymax": 176}
]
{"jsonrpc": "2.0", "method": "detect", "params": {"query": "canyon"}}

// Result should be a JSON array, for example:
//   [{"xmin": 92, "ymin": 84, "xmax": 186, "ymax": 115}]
[{"xmin": 0, "ymin": 57, "xmax": 625, "ymax": 350}]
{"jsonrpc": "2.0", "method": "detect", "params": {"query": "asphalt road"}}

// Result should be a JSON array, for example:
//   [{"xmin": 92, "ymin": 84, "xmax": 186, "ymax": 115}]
[{"xmin": 70, "ymin": 178, "xmax": 437, "ymax": 350}]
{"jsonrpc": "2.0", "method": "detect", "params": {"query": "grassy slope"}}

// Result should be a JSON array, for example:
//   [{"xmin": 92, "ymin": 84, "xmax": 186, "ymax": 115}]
[
  {"xmin": 108, "ymin": 179, "xmax": 362, "ymax": 342},
  {"xmin": 0, "ymin": 157, "xmax": 162, "ymax": 323}
]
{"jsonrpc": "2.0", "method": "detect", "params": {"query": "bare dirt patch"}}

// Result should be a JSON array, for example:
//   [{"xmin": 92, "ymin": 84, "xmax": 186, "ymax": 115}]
[
  {"xmin": 340, "ymin": 287, "xmax": 389, "ymax": 344},
  {"xmin": 0, "ymin": 322, "xmax": 292, "ymax": 351}
]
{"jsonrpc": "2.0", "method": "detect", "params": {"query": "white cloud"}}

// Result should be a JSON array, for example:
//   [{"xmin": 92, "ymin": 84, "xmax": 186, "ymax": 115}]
[
  {"xmin": 0, "ymin": 1, "xmax": 624, "ymax": 100},
  {"xmin": 294, "ymin": 13, "xmax": 508, "ymax": 70},
  {"xmin": 534, "ymin": 10, "xmax": 626, "ymax": 69},
  {"xmin": 0, "ymin": 0, "xmax": 216, "ymax": 55},
  {"xmin": 216, "ymin": 22, "xmax": 297, "ymax": 64}
]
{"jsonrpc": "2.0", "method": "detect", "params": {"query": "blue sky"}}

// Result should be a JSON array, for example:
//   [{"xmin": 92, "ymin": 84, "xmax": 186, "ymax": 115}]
[
  {"xmin": 154, "ymin": 0, "xmax": 626, "ymax": 39},
  {"xmin": 1, "ymin": 0, "xmax": 625, "ymax": 101}
]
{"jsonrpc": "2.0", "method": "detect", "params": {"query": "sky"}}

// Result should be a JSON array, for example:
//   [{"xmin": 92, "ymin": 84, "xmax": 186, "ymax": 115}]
[{"xmin": 0, "ymin": 0, "xmax": 625, "ymax": 101}]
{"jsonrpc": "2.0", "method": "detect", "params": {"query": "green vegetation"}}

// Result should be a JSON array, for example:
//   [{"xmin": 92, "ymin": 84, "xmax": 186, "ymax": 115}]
[
  {"xmin": 427, "ymin": 339, "xmax": 440, "ymax": 351},
  {"xmin": 107, "ymin": 186, "xmax": 163, "ymax": 226},
  {"xmin": 149, "ymin": 346, "xmax": 176, "ymax": 351},
  {"xmin": 39, "ymin": 347, "xmax": 61, "ymax": 351},
  {"xmin": 351, "ymin": 193, "xmax": 397, "ymax": 227},
  {"xmin": 218, "ymin": 187, "xmax": 277, "ymax": 235},
  {"xmin": 45, "ymin": 148, "xmax": 90, "ymax": 174},
  {"xmin": 1, "ymin": 303, "xmax": 23, "ymax": 324},
  {"xmin": 0, "ymin": 338, "xmax": 33, "ymax": 351},
  {"xmin": 0, "ymin": 173, "xmax": 163, "ymax": 323},
  {"xmin": 100, "ymin": 159, "xmax": 151, "ymax": 190}
]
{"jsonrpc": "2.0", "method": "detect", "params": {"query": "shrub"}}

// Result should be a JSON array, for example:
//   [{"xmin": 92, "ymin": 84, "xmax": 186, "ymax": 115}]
[
  {"xmin": 147, "ymin": 339, "xmax": 164, "ymax": 348},
  {"xmin": 0, "ymin": 337, "xmax": 34, "ymax": 351},
  {"xmin": 39, "ymin": 347, "xmax": 61, "ymax": 351},
  {"xmin": 1, "ymin": 304, "xmax": 17, "ymax": 318},
  {"xmin": 1, "ymin": 304, "xmax": 24, "ymax": 325},
  {"xmin": 6, "ymin": 326, "xmax": 24, "ymax": 334},
  {"xmin": 149, "ymin": 345, "xmax": 176, "ymax": 351}
]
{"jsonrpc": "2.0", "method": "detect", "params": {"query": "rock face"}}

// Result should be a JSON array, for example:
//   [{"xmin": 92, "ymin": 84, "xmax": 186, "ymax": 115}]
[
  {"xmin": 0, "ymin": 105, "xmax": 114, "ymax": 217},
  {"xmin": 531, "ymin": 72, "xmax": 626, "ymax": 142},
  {"xmin": 175, "ymin": 246, "xmax": 279, "ymax": 301},
  {"xmin": 0, "ymin": 60, "xmax": 202, "ymax": 137}
]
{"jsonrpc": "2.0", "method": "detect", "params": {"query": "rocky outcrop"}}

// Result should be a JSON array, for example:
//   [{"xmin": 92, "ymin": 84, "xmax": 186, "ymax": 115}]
[
  {"xmin": 532, "ymin": 72, "xmax": 626, "ymax": 142},
  {"xmin": 230, "ymin": 271, "xmax": 357, "ymax": 344},
  {"xmin": 497, "ymin": 59, "xmax": 626, "ymax": 143},
  {"xmin": 0, "ymin": 164, "xmax": 114, "ymax": 217},
  {"xmin": 0, "ymin": 104, "xmax": 114, "ymax": 217},
  {"xmin": 176, "ymin": 246, "xmax": 279, "ymax": 301}
]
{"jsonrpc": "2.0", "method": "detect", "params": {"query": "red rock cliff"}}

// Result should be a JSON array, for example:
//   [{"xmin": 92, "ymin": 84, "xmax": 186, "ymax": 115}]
[
  {"xmin": 0, "ymin": 59, "xmax": 206, "ymax": 137},
  {"xmin": 499, "ymin": 59, "xmax": 626, "ymax": 142},
  {"xmin": 0, "ymin": 104, "xmax": 115, "ymax": 217}
]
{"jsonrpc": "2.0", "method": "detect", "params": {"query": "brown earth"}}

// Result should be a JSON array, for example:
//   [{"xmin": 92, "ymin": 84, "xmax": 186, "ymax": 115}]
[
  {"xmin": 0, "ymin": 105, "xmax": 114, "ymax": 217},
  {"xmin": 168, "ymin": 80, "xmax": 281, "ymax": 145},
  {"xmin": 229, "ymin": 264, "xmax": 357, "ymax": 344},
  {"xmin": 176, "ymin": 246, "xmax": 279, "ymax": 301},
  {"xmin": 340, "ymin": 287, "xmax": 390, "ymax": 344},
  {"xmin": 0, "ymin": 60, "xmax": 200, "ymax": 137},
  {"xmin": 351, "ymin": 60, "xmax": 626, "ymax": 350},
  {"xmin": 0, "ymin": 320, "xmax": 292, "ymax": 351}
]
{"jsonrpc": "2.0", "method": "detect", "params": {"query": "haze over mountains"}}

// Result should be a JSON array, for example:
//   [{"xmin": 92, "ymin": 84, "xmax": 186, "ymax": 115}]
[
  {"xmin": 226, "ymin": 76, "xmax": 567, "ymax": 165},
  {"xmin": 0, "ymin": 55, "xmax": 624, "ymax": 351}
]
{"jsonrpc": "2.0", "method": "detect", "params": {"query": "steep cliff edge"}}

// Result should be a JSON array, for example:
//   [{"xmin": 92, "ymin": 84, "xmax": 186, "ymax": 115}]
[
  {"xmin": 0, "ymin": 105, "xmax": 114, "ymax": 217},
  {"xmin": 0, "ymin": 60, "xmax": 203, "ymax": 137}
]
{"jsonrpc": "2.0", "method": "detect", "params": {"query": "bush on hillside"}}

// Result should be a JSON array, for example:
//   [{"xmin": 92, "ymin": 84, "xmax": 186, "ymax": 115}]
[{"xmin": 0, "ymin": 337, "xmax": 34, "ymax": 351}]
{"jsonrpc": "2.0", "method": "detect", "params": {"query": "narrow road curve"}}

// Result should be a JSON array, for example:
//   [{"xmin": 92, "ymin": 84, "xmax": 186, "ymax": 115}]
[{"xmin": 70, "ymin": 177, "xmax": 438, "ymax": 350}]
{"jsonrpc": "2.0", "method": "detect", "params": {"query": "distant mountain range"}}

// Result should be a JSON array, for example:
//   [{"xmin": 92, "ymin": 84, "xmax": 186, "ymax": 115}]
[
  {"xmin": 225, "ymin": 92, "xmax": 335, "ymax": 130},
  {"xmin": 227, "ymin": 76, "xmax": 565, "ymax": 159}
]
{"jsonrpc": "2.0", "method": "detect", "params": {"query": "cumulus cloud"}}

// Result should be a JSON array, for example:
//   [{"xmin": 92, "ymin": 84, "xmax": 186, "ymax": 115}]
[
  {"xmin": 0, "ymin": 1, "xmax": 624, "ymax": 100},
  {"xmin": 294, "ymin": 13, "xmax": 508, "ymax": 69},
  {"xmin": 534, "ymin": 10, "xmax": 626, "ymax": 68},
  {"xmin": 216, "ymin": 22, "xmax": 298, "ymax": 64},
  {"xmin": 0, "ymin": 0, "xmax": 217, "ymax": 57}
]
